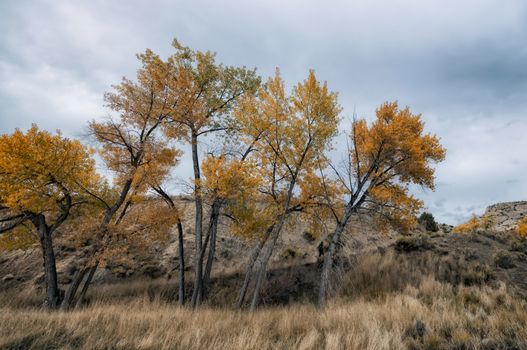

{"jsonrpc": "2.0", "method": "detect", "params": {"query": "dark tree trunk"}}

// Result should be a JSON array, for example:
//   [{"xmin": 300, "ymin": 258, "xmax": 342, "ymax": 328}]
[
  {"xmin": 249, "ymin": 175, "xmax": 298, "ymax": 311},
  {"xmin": 236, "ymin": 230, "xmax": 269, "ymax": 308},
  {"xmin": 190, "ymin": 132, "xmax": 204, "ymax": 308},
  {"xmin": 177, "ymin": 218, "xmax": 185, "ymax": 305},
  {"xmin": 75, "ymin": 263, "xmax": 98, "ymax": 308},
  {"xmin": 317, "ymin": 220, "xmax": 348, "ymax": 309},
  {"xmin": 115, "ymin": 200, "xmax": 131, "ymax": 225},
  {"xmin": 60, "ymin": 267, "xmax": 87, "ymax": 310},
  {"xmin": 35, "ymin": 215, "xmax": 60, "ymax": 309},
  {"xmin": 202, "ymin": 200, "xmax": 221, "ymax": 299},
  {"xmin": 191, "ymin": 230, "xmax": 210, "ymax": 308},
  {"xmin": 249, "ymin": 217, "xmax": 286, "ymax": 311},
  {"xmin": 317, "ymin": 193, "xmax": 368, "ymax": 309}
]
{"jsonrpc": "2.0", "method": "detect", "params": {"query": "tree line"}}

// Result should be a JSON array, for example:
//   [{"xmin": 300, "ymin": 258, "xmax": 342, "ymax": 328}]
[{"xmin": 0, "ymin": 39, "xmax": 446, "ymax": 310}]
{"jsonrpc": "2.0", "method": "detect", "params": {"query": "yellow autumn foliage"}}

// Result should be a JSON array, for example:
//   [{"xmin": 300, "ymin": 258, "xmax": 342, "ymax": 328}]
[
  {"xmin": 517, "ymin": 217, "xmax": 527, "ymax": 238},
  {"xmin": 346, "ymin": 102, "xmax": 445, "ymax": 231},
  {"xmin": 452, "ymin": 214, "xmax": 492, "ymax": 233},
  {"xmin": 0, "ymin": 125, "xmax": 102, "ymax": 214}
]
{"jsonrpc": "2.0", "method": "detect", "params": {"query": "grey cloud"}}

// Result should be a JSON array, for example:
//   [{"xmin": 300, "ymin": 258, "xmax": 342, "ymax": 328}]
[{"xmin": 1, "ymin": 0, "xmax": 526, "ymax": 225}]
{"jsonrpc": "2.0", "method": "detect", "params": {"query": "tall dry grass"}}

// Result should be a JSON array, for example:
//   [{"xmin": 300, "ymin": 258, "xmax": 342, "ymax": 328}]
[
  {"xmin": 2, "ymin": 249, "xmax": 527, "ymax": 349},
  {"xmin": 1, "ymin": 278, "xmax": 526, "ymax": 349}
]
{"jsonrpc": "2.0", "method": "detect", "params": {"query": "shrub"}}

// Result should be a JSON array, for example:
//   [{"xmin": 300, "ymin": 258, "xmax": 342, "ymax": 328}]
[
  {"xmin": 418, "ymin": 212, "xmax": 439, "ymax": 232},
  {"xmin": 461, "ymin": 263, "xmax": 494, "ymax": 286},
  {"xmin": 509, "ymin": 238, "xmax": 527, "ymax": 254},
  {"xmin": 517, "ymin": 217, "xmax": 527, "ymax": 238},
  {"xmin": 395, "ymin": 235, "xmax": 434, "ymax": 253},
  {"xmin": 452, "ymin": 214, "xmax": 491, "ymax": 234},
  {"xmin": 493, "ymin": 250, "xmax": 515, "ymax": 269}
]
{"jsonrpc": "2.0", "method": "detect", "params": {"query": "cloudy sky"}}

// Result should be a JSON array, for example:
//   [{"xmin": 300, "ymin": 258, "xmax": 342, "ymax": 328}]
[{"xmin": 1, "ymin": 0, "xmax": 526, "ymax": 224}]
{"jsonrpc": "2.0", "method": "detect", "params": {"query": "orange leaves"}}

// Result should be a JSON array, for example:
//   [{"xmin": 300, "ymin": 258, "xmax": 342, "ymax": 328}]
[
  {"xmin": 452, "ymin": 214, "xmax": 492, "ymax": 234},
  {"xmin": 201, "ymin": 155, "xmax": 260, "ymax": 201},
  {"xmin": 235, "ymin": 70, "xmax": 341, "ymax": 201},
  {"xmin": 517, "ymin": 217, "xmax": 527, "ymax": 238},
  {"xmin": 452, "ymin": 215, "xmax": 482, "ymax": 233},
  {"xmin": 368, "ymin": 184, "xmax": 422, "ymax": 232},
  {"xmin": 0, "ymin": 125, "xmax": 101, "ymax": 214},
  {"xmin": 340, "ymin": 102, "xmax": 446, "ymax": 231},
  {"xmin": 161, "ymin": 40, "xmax": 261, "ymax": 141},
  {"xmin": 89, "ymin": 46, "xmax": 184, "ymax": 205},
  {"xmin": 353, "ymin": 102, "xmax": 445, "ymax": 191}
]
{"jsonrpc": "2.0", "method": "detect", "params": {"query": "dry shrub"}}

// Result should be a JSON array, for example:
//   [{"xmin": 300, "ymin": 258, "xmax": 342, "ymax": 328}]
[{"xmin": 335, "ymin": 250, "xmax": 495, "ymax": 302}]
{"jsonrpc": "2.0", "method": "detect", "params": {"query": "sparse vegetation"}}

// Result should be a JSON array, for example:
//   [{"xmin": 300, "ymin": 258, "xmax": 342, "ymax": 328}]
[
  {"xmin": 418, "ymin": 212, "xmax": 439, "ymax": 232},
  {"xmin": 394, "ymin": 235, "xmax": 434, "ymax": 252},
  {"xmin": 493, "ymin": 250, "xmax": 515, "ymax": 269}
]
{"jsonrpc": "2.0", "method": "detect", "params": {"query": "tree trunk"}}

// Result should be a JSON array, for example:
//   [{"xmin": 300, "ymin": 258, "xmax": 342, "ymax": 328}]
[
  {"xmin": 190, "ymin": 132, "xmax": 204, "ymax": 308},
  {"xmin": 177, "ymin": 218, "xmax": 185, "ymax": 305},
  {"xmin": 236, "ymin": 232, "xmax": 269, "ymax": 309},
  {"xmin": 317, "ymin": 196, "xmax": 365, "ymax": 309},
  {"xmin": 36, "ymin": 216, "xmax": 60, "ymax": 309},
  {"xmin": 191, "ymin": 228, "xmax": 210, "ymax": 308},
  {"xmin": 75, "ymin": 263, "xmax": 98, "ymax": 309},
  {"xmin": 317, "ymin": 220, "xmax": 347, "ymax": 309},
  {"xmin": 60, "ymin": 267, "xmax": 87, "ymax": 310},
  {"xmin": 248, "ymin": 174, "xmax": 299, "ymax": 311},
  {"xmin": 249, "ymin": 217, "xmax": 286, "ymax": 311},
  {"xmin": 202, "ymin": 200, "xmax": 221, "ymax": 299},
  {"xmin": 115, "ymin": 200, "xmax": 131, "ymax": 225}
]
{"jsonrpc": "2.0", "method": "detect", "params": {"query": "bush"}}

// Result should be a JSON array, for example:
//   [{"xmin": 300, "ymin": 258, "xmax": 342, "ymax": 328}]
[
  {"xmin": 493, "ymin": 250, "xmax": 515, "ymax": 269},
  {"xmin": 395, "ymin": 235, "xmax": 434, "ymax": 253},
  {"xmin": 517, "ymin": 217, "xmax": 527, "ymax": 238},
  {"xmin": 461, "ymin": 263, "xmax": 494, "ymax": 286},
  {"xmin": 418, "ymin": 212, "xmax": 439, "ymax": 232}
]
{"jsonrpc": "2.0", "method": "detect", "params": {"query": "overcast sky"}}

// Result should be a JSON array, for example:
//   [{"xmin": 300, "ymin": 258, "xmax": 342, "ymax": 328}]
[{"xmin": 1, "ymin": 0, "xmax": 526, "ymax": 224}]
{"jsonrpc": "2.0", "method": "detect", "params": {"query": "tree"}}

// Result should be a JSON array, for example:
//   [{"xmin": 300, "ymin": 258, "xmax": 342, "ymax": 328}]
[
  {"xmin": 452, "ymin": 214, "xmax": 491, "ymax": 234},
  {"xmin": 317, "ymin": 102, "xmax": 446, "ymax": 308},
  {"xmin": 200, "ymin": 150, "xmax": 263, "ymax": 300},
  {"xmin": 233, "ymin": 69, "xmax": 341, "ymax": 310},
  {"xmin": 0, "ymin": 125, "xmax": 103, "ymax": 308},
  {"xmin": 61, "ymin": 49, "xmax": 182, "ymax": 309},
  {"xmin": 150, "ymin": 184, "xmax": 186, "ymax": 305},
  {"xmin": 160, "ymin": 40, "xmax": 261, "ymax": 307},
  {"xmin": 418, "ymin": 212, "xmax": 439, "ymax": 232}
]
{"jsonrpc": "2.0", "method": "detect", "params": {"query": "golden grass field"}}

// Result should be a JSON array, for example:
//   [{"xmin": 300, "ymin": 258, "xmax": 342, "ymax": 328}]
[
  {"xmin": 2, "ymin": 277, "xmax": 527, "ymax": 349},
  {"xmin": 3, "ymin": 236, "xmax": 527, "ymax": 350}
]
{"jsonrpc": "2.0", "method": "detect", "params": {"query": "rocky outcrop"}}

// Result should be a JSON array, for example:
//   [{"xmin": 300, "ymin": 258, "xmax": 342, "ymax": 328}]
[{"xmin": 483, "ymin": 201, "xmax": 527, "ymax": 231}]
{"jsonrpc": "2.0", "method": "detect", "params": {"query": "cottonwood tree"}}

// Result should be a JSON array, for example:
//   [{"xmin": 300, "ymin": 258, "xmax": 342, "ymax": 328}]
[
  {"xmin": 61, "ymin": 49, "xmax": 182, "ymax": 309},
  {"xmin": 0, "ymin": 126, "xmax": 103, "ymax": 308},
  {"xmin": 158, "ymin": 40, "xmax": 261, "ymax": 307},
  {"xmin": 317, "ymin": 102, "xmax": 446, "ymax": 308},
  {"xmin": 233, "ymin": 70, "xmax": 341, "ymax": 310},
  {"xmin": 199, "ymin": 149, "xmax": 263, "ymax": 300}
]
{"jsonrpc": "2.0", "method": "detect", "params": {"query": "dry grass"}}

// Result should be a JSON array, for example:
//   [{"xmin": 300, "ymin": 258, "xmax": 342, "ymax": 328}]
[
  {"xmin": 2, "ymin": 245, "xmax": 527, "ymax": 349},
  {"xmin": 1, "ymin": 278, "xmax": 527, "ymax": 349}
]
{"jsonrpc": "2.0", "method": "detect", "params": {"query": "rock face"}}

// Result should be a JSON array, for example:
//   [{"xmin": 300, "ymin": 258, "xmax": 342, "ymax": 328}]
[{"xmin": 483, "ymin": 201, "xmax": 527, "ymax": 231}]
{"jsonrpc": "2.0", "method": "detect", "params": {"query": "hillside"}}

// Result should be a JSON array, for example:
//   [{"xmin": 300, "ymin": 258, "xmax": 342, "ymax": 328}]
[
  {"xmin": 2, "ymin": 201, "xmax": 527, "ymax": 349},
  {"xmin": 2, "ymin": 201, "xmax": 527, "ymax": 305}
]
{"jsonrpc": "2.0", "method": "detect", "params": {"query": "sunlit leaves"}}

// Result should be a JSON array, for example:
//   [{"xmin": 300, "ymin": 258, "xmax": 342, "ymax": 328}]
[
  {"xmin": 452, "ymin": 214, "xmax": 492, "ymax": 233},
  {"xmin": 349, "ymin": 102, "xmax": 446, "ymax": 231},
  {"xmin": 0, "ymin": 125, "xmax": 105, "ymax": 218},
  {"xmin": 517, "ymin": 217, "xmax": 527, "ymax": 238}
]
